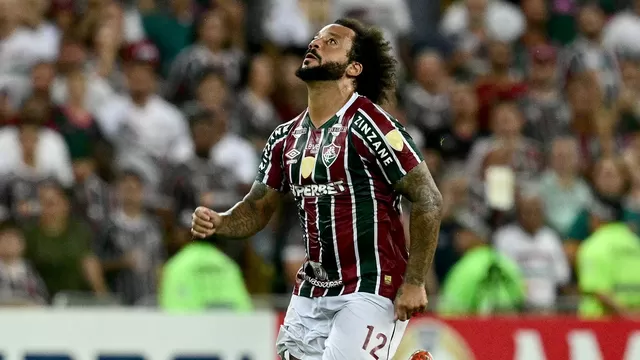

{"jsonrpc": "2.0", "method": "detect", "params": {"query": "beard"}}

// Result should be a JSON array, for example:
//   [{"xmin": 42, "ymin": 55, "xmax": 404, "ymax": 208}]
[{"xmin": 295, "ymin": 60, "xmax": 349, "ymax": 82}]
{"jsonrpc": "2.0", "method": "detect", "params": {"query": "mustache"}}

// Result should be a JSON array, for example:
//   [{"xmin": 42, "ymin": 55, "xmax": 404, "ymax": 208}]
[{"xmin": 305, "ymin": 49, "xmax": 321, "ymax": 61}]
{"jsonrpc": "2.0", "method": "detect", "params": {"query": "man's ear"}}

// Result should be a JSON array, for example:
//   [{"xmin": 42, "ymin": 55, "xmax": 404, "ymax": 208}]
[{"xmin": 346, "ymin": 62, "xmax": 362, "ymax": 77}]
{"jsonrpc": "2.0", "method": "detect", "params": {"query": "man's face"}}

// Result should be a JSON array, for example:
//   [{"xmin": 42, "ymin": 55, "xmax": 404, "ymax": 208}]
[
  {"xmin": 39, "ymin": 185, "xmax": 69, "ymax": 220},
  {"xmin": 191, "ymin": 119, "xmax": 215, "ymax": 153},
  {"xmin": 530, "ymin": 61, "xmax": 556, "ymax": 85},
  {"xmin": 0, "ymin": 228, "xmax": 24, "ymax": 260},
  {"xmin": 518, "ymin": 196, "xmax": 544, "ymax": 232},
  {"xmin": 295, "ymin": 24, "xmax": 356, "ymax": 82},
  {"xmin": 117, "ymin": 175, "xmax": 144, "ymax": 207},
  {"xmin": 125, "ymin": 63, "xmax": 155, "ymax": 96},
  {"xmin": 579, "ymin": 6, "xmax": 604, "ymax": 38}
]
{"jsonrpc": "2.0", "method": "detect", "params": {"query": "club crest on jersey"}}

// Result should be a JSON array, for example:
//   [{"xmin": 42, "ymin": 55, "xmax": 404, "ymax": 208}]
[{"xmin": 322, "ymin": 143, "xmax": 340, "ymax": 167}]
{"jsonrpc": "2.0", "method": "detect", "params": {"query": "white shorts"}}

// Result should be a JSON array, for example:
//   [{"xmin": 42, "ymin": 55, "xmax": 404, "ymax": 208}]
[{"xmin": 276, "ymin": 293, "xmax": 408, "ymax": 360}]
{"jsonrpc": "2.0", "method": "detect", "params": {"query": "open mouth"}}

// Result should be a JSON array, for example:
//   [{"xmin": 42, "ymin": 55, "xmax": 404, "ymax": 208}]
[{"xmin": 304, "ymin": 53, "xmax": 318, "ymax": 61}]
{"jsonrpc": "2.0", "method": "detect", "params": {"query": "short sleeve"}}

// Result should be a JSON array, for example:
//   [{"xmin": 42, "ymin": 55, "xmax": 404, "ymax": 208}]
[
  {"xmin": 577, "ymin": 244, "xmax": 612, "ymax": 294},
  {"xmin": 351, "ymin": 104, "xmax": 424, "ymax": 185},
  {"xmin": 255, "ymin": 123, "xmax": 292, "ymax": 192}
]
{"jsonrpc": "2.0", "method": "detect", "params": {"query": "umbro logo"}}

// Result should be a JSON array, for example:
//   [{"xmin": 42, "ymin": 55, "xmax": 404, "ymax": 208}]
[{"xmin": 285, "ymin": 149, "xmax": 300, "ymax": 160}]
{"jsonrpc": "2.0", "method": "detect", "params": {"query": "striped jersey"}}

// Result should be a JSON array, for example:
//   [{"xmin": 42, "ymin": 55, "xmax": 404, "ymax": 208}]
[{"xmin": 255, "ymin": 93, "xmax": 424, "ymax": 300}]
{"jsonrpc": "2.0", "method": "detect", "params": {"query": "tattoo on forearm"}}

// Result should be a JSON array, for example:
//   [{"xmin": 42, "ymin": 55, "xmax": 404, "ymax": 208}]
[
  {"xmin": 216, "ymin": 182, "xmax": 282, "ymax": 239},
  {"xmin": 394, "ymin": 162, "xmax": 443, "ymax": 286}
]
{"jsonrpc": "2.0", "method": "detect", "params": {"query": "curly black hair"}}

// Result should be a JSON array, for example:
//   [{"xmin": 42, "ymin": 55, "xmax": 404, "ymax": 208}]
[{"xmin": 334, "ymin": 18, "xmax": 397, "ymax": 105}]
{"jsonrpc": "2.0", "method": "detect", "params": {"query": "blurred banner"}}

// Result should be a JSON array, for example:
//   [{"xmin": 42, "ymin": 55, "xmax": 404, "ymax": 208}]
[
  {"xmin": 1, "ymin": 310, "xmax": 639, "ymax": 360},
  {"xmin": 273, "ymin": 313, "xmax": 640, "ymax": 360},
  {"xmin": 393, "ymin": 316, "xmax": 640, "ymax": 360},
  {"xmin": 0, "ymin": 310, "xmax": 275, "ymax": 360}
]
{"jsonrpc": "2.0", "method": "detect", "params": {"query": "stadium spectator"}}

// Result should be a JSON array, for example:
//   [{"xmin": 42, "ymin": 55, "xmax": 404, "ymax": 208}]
[
  {"xmin": 577, "ymin": 196, "xmax": 640, "ymax": 318},
  {"xmin": 23, "ymin": 181, "xmax": 107, "ymax": 297},
  {"xmin": 138, "ymin": 0, "xmax": 199, "ymax": 75},
  {"xmin": 494, "ymin": 189, "xmax": 571, "ymax": 312},
  {"xmin": 164, "ymin": 8, "xmax": 243, "ymax": 105},
  {"xmin": 539, "ymin": 136, "xmax": 593, "ymax": 236},
  {"xmin": 96, "ymin": 40, "xmax": 193, "ymax": 167},
  {"xmin": 236, "ymin": 53, "xmax": 281, "ymax": 151},
  {"xmin": 467, "ymin": 101, "xmax": 543, "ymax": 184},
  {"xmin": 404, "ymin": 51, "xmax": 452, "ymax": 133},
  {"xmin": 423, "ymin": 82, "xmax": 479, "ymax": 170},
  {"xmin": 0, "ymin": 221, "xmax": 48, "ymax": 305},
  {"xmin": 562, "ymin": 3, "xmax": 621, "ymax": 105},
  {"xmin": 159, "ymin": 235, "xmax": 252, "ymax": 312},
  {"xmin": 438, "ymin": 212, "xmax": 525, "ymax": 315},
  {"xmin": 0, "ymin": 98, "xmax": 74, "ymax": 200},
  {"xmin": 519, "ymin": 44, "xmax": 572, "ymax": 148},
  {"xmin": 96, "ymin": 169, "xmax": 164, "ymax": 305}
]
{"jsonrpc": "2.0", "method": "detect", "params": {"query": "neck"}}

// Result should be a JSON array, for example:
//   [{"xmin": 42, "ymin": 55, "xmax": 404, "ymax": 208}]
[
  {"xmin": 131, "ymin": 93, "xmax": 149, "ymax": 107},
  {"xmin": 584, "ymin": 33, "xmax": 602, "ymax": 44},
  {"xmin": 122, "ymin": 205, "xmax": 142, "ymax": 218},
  {"xmin": 491, "ymin": 67, "xmax": 510, "ymax": 79},
  {"xmin": 0, "ymin": 23, "xmax": 16, "ymax": 39},
  {"xmin": 306, "ymin": 81, "xmax": 354, "ymax": 128},
  {"xmin": 249, "ymin": 86, "xmax": 268, "ymax": 100},
  {"xmin": 23, "ymin": 151, "xmax": 36, "ymax": 167},
  {"xmin": 556, "ymin": 171, "xmax": 575, "ymax": 186},
  {"xmin": 522, "ymin": 224, "xmax": 540, "ymax": 236},
  {"xmin": 40, "ymin": 215, "xmax": 68, "ymax": 235},
  {"xmin": 204, "ymin": 42, "xmax": 221, "ymax": 54},
  {"xmin": 0, "ymin": 257, "xmax": 20, "ymax": 266}
]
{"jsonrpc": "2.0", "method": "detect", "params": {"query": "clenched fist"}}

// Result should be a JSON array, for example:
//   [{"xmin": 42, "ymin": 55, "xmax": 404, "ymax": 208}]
[
  {"xmin": 191, "ymin": 206, "xmax": 222, "ymax": 238},
  {"xmin": 394, "ymin": 283, "xmax": 428, "ymax": 321}
]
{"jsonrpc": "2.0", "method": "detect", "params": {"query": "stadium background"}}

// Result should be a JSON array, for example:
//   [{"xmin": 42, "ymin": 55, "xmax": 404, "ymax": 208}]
[{"xmin": 0, "ymin": 0, "xmax": 639, "ymax": 358}]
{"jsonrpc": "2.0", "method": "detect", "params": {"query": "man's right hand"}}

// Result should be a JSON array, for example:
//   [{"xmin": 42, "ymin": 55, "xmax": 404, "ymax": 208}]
[{"xmin": 191, "ymin": 206, "xmax": 222, "ymax": 238}]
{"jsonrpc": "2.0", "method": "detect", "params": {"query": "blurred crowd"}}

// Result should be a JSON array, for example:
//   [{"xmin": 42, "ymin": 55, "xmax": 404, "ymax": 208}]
[{"xmin": 1, "ymin": 0, "xmax": 640, "ymax": 316}]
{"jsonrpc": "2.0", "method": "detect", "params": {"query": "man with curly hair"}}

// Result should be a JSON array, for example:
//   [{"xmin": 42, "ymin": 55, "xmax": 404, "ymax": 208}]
[{"xmin": 191, "ymin": 18, "xmax": 443, "ymax": 360}]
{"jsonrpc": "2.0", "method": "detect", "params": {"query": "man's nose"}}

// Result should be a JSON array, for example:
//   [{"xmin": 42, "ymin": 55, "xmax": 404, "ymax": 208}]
[{"xmin": 308, "ymin": 39, "xmax": 321, "ymax": 49}]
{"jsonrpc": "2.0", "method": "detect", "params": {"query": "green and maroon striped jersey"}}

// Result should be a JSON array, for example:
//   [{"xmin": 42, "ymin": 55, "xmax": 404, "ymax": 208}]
[{"xmin": 255, "ymin": 93, "xmax": 424, "ymax": 300}]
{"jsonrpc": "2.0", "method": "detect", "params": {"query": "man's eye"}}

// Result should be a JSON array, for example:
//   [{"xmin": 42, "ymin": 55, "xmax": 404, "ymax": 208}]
[{"xmin": 329, "ymin": 39, "xmax": 337, "ymax": 45}]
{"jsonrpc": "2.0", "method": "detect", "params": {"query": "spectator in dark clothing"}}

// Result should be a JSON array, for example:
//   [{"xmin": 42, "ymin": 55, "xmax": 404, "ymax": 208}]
[
  {"xmin": 164, "ymin": 8, "xmax": 244, "ymax": 105},
  {"xmin": 96, "ymin": 169, "xmax": 165, "ymax": 305}
]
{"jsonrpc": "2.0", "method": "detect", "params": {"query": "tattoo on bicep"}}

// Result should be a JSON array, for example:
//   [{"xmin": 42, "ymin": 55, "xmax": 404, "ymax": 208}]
[{"xmin": 394, "ymin": 162, "xmax": 443, "ymax": 286}]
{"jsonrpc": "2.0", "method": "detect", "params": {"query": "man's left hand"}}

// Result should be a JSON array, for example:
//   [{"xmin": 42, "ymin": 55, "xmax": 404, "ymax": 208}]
[{"xmin": 394, "ymin": 283, "xmax": 428, "ymax": 321}]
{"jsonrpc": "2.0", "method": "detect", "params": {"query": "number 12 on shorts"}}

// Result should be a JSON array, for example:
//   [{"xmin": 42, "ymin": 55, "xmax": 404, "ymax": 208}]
[{"xmin": 362, "ymin": 325, "xmax": 388, "ymax": 360}]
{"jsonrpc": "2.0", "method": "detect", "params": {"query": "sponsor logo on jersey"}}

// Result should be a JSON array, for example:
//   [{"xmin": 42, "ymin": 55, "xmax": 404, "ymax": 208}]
[
  {"xmin": 292, "ymin": 127, "xmax": 307, "ymax": 139},
  {"xmin": 353, "ymin": 114, "xmax": 395, "ymax": 167},
  {"xmin": 306, "ymin": 142, "xmax": 321, "ymax": 154},
  {"xmin": 285, "ymin": 149, "xmax": 300, "ymax": 160},
  {"xmin": 301, "ymin": 156, "xmax": 316, "ymax": 178},
  {"xmin": 385, "ymin": 129, "xmax": 405, "ymax": 151},
  {"xmin": 291, "ymin": 181, "xmax": 347, "ymax": 198},
  {"xmin": 321, "ymin": 143, "xmax": 340, "ymax": 167},
  {"xmin": 329, "ymin": 125, "xmax": 348, "ymax": 138}
]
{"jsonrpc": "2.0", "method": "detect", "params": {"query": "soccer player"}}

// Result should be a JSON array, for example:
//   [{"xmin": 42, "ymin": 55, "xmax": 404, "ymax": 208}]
[{"xmin": 191, "ymin": 18, "xmax": 443, "ymax": 360}]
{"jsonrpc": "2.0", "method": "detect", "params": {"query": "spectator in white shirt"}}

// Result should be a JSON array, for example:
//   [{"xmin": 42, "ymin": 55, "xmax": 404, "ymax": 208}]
[
  {"xmin": 494, "ymin": 188, "xmax": 571, "ymax": 312},
  {"xmin": 96, "ymin": 40, "xmax": 193, "ymax": 166},
  {"xmin": 603, "ymin": 0, "xmax": 640, "ymax": 56},
  {"xmin": 0, "ymin": 97, "xmax": 74, "ymax": 187}
]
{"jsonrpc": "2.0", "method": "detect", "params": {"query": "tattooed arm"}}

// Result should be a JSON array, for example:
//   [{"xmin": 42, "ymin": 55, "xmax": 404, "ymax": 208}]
[
  {"xmin": 394, "ymin": 162, "xmax": 443, "ymax": 286},
  {"xmin": 192, "ymin": 182, "xmax": 284, "ymax": 239}
]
